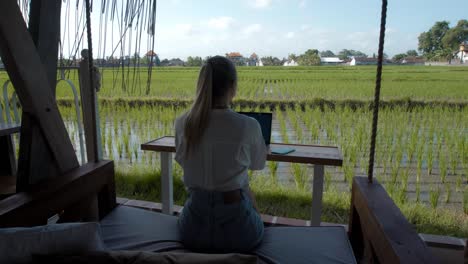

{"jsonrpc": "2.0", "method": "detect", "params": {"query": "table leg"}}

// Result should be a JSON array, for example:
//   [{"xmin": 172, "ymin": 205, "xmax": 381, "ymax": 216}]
[
  {"xmin": 160, "ymin": 152, "xmax": 173, "ymax": 215},
  {"xmin": 311, "ymin": 164, "xmax": 324, "ymax": 226}
]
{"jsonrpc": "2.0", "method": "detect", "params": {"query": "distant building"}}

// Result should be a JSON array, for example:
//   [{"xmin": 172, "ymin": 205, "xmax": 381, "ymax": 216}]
[
  {"xmin": 226, "ymin": 52, "xmax": 245, "ymax": 66},
  {"xmin": 247, "ymin": 53, "xmax": 259, "ymax": 66},
  {"xmin": 257, "ymin": 59, "xmax": 264, "ymax": 67},
  {"xmin": 401, "ymin": 56, "xmax": 425, "ymax": 65},
  {"xmin": 350, "ymin": 57, "xmax": 377, "ymax": 66},
  {"xmin": 454, "ymin": 41, "xmax": 468, "ymax": 64},
  {"xmin": 320, "ymin": 57, "xmax": 343, "ymax": 65},
  {"xmin": 145, "ymin": 50, "xmax": 158, "ymax": 61},
  {"xmin": 145, "ymin": 50, "xmax": 160, "ymax": 66},
  {"xmin": 160, "ymin": 58, "xmax": 184, "ymax": 67},
  {"xmin": 350, "ymin": 57, "xmax": 391, "ymax": 66},
  {"xmin": 283, "ymin": 59, "xmax": 298, "ymax": 66}
]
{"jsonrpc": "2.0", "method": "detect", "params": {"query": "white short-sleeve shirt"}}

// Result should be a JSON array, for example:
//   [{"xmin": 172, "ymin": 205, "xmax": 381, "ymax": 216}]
[{"xmin": 174, "ymin": 109, "xmax": 267, "ymax": 191}]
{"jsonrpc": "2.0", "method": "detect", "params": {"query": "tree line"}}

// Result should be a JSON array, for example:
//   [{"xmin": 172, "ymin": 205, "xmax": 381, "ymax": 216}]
[
  {"xmin": 185, "ymin": 49, "xmax": 370, "ymax": 67},
  {"xmin": 45, "ymin": 19, "xmax": 466, "ymax": 68},
  {"xmin": 418, "ymin": 19, "xmax": 468, "ymax": 62}
]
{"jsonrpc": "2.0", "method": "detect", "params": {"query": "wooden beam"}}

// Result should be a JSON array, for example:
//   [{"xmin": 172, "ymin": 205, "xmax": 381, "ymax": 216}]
[
  {"xmin": 349, "ymin": 177, "xmax": 437, "ymax": 264},
  {"xmin": 15, "ymin": 0, "xmax": 63, "ymax": 187},
  {"xmin": 28, "ymin": 0, "xmax": 62, "ymax": 96},
  {"xmin": 0, "ymin": 160, "xmax": 116, "ymax": 227},
  {"xmin": 16, "ymin": 114, "xmax": 59, "ymax": 188},
  {"xmin": 0, "ymin": 1, "xmax": 78, "ymax": 178},
  {"xmin": 16, "ymin": 0, "xmax": 63, "ymax": 187}
]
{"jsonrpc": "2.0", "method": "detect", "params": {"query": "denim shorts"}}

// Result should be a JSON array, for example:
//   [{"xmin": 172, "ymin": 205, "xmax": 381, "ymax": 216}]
[{"xmin": 178, "ymin": 188, "xmax": 264, "ymax": 253}]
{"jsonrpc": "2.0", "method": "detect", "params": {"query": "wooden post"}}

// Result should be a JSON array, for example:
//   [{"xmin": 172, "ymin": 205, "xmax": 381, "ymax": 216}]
[
  {"xmin": 0, "ymin": 0, "xmax": 78, "ymax": 189},
  {"xmin": 79, "ymin": 52, "xmax": 101, "ymax": 163},
  {"xmin": 28, "ymin": 0, "xmax": 61, "ymax": 97},
  {"xmin": 311, "ymin": 164, "xmax": 324, "ymax": 226},
  {"xmin": 16, "ymin": 1, "xmax": 64, "ymax": 186},
  {"xmin": 161, "ymin": 152, "xmax": 173, "ymax": 215},
  {"xmin": 15, "ymin": 0, "xmax": 61, "ymax": 187},
  {"xmin": 8, "ymin": 0, "xmax": 65, "ymax": 188}
]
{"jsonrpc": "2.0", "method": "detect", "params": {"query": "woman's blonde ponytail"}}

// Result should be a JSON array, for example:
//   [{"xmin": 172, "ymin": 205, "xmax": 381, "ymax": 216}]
[
  {"xmin": 184, "ymin": 62, "xmax": 213, "ymax": 155},
  {"xmin": 183, "ymin": 56, "xmax": 237, "ymax": 156}
]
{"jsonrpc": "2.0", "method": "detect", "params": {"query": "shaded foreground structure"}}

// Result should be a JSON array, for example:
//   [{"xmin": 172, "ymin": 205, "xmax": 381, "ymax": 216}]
[{"xmin": 0, "ymin": 0, "xmax": 465, "ymax": 263}]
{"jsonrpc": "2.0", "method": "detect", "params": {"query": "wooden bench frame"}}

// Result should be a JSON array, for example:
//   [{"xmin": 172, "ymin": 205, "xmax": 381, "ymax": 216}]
[
  {"xmin": 349, "ymin": 177, "xmax": 436, "ymax": 263},
  {"xmin": 1, "ymin": 165, "xmax": 439, "ymax": 263},
  {"xmin": 0, "ymin": 160, "xmax": 116, "ymax": 227}
]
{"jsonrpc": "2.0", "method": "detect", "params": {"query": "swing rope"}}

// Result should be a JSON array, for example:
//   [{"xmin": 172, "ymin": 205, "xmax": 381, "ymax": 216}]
[{"xmin": 368, "ymin": 0, "xmax": 388, "ymax": 183}]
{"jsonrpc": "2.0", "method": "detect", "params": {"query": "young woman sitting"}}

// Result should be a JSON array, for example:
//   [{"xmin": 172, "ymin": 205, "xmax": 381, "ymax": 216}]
[{"xmin": 175, "ymin": 56, "xmax": 267, "ymax": 253}]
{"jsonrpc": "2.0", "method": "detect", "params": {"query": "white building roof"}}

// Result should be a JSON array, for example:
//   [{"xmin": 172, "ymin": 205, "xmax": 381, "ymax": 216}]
[
  {"xmin": 320, "ymin": 57, "xmax": 343, "ymax": 63},
  {"xmin": 283, "ymin": 59, "xmax": 298, "ymax": 66}
]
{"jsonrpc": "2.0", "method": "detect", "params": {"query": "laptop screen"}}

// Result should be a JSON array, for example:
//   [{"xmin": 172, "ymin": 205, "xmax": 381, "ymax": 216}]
[{"xmin": 238, "ymin": 112, "xmax": 272, "ymax": 145}]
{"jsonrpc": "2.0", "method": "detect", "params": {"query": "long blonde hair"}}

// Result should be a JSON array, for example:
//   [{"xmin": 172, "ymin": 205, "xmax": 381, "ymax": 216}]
[{"xmin": 184, "ymin": 56, "xmax": 237, "ymax": 155}]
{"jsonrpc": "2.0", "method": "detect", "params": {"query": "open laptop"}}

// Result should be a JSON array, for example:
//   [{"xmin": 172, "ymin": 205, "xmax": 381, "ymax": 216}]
[
  {"xmin": 238, "ymin": 112, "xmax": 272, "ymax": 145},
  {"xmin": 239, "ymin": 112, "xmax": 295, "ymax": 155}
]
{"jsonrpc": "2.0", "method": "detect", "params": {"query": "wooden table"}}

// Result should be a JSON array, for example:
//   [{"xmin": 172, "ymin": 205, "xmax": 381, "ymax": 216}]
[
  {"xmin": 0, "ymin": 123, "xmax": 20, "ymax": 195},
  {"xmin": 142, "ymin": 136, "xmax": 343, "ymax": 226}
]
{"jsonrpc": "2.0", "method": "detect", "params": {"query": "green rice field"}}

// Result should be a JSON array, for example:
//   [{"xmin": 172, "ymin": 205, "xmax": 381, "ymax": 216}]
[{"xmin": 1, "ymin": 66, "xmax": 467, "ymax": 237}]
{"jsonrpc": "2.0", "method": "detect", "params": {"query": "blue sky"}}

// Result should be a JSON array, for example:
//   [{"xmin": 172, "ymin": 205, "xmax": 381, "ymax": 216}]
[{"xmin": 62, "ymin": 0, "xmax": 467, "ymax": 59}]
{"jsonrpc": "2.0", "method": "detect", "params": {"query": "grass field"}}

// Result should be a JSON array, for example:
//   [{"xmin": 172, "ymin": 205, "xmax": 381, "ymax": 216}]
[
  {"xmin": 1, "ymin": 65, "xmax": 467, "ymax": 237},
  {"xmin": 50, "ymin": 66, "xmax": 468, "ymax": 102}
]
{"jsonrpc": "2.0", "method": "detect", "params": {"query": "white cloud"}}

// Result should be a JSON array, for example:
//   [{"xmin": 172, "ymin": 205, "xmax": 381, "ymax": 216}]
[
  {"xmin": 299, "ymin": 0, "xmax": 306, "ymax": 8},
  {"xmin": 386, "ymin": 27, "xmax": 397, "ymax": 34},
  {"xmin": 63, "ymin": 1, "xmax": 420, "ymax": 60},
  {"xmin": 207, "ymin": 16, "xmax": 235, "ymax": 30},
  {"xmin": 285, "ymin": 31, "xmax": 295, "ymax": 39},
  {"xmin": 154, "ymin": 21, "xmax": 413, "ymax": 59},
  {"xmin": 242, "ymin": 24, "xmax": 263, "ymax": 35},
  {"xmin": 250, "ymin": 0, "xmax": 272, "ymax": 9},
  {"xmin": 175, "ymin": 23, "xmax": 195, "ymax": 36},
  {"xmin": 300, "ymin": 24, "xmax": 310, "ymax": 31}
]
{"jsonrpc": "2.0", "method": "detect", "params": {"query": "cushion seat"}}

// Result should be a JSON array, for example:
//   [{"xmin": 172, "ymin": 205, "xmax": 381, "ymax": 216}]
[{"xmin": 101, "ymin": 205, "xmax": 356, "ymax": 264}]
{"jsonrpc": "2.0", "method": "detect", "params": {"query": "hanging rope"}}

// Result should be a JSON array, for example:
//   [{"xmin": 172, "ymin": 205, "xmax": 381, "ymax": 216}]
[
  {"xmin": 367, "ymin": 0, "xmax": 388, "ymax": 183},
  {"xmin": 16, "ymin": 0, "xmax": 157, "ymax": 96},
  {"xmin": 146, "ymin": 0, "xmax": 157, "ymax": 95},
  {"xmin": 85, "ymin": 0, "xmax": 95, "ymax": 89},
  {"xmin": 85, "ymin": 0, "xmax": 100, "ymax": 161}
]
